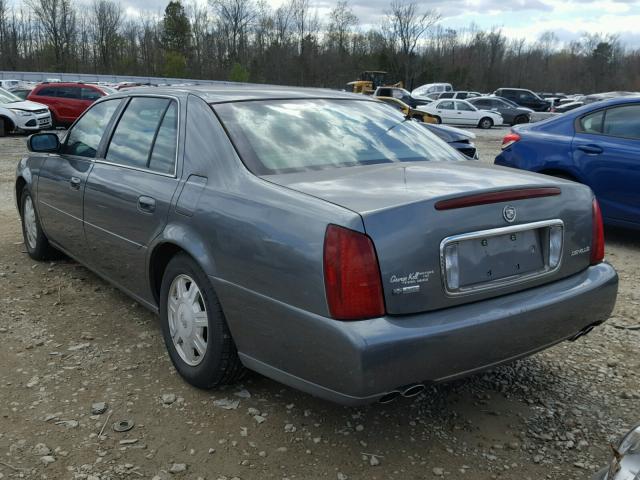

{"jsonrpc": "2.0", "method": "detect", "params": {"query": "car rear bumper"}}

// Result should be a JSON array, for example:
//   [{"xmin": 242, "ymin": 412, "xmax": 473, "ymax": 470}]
[{"xmin": 214, "ymin": 262, "xmax": 618, "ymax": 406}]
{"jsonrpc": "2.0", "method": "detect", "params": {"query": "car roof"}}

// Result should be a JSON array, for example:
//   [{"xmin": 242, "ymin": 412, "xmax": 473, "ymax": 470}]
[
  {"xmin": 119, "ymin": 84, "xmax": 366, "ymax": 104},
  {"xmin": 36, "ymin": 82, "xmax": 104, "ymax": 89}
]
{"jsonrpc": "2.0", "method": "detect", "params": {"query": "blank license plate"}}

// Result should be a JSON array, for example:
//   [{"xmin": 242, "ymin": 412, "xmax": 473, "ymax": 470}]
[{"xmin": 456, "ymin": 229, "xmax": 544, "ymax": 287}]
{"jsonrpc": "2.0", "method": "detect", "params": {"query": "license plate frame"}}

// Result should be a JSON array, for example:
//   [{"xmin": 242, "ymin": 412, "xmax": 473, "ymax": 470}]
[
  {"xmin": 38, "ymin": 118, "xmax": 50, "ymax": 125},
  {"xmin": 440, "ymin": 219, "xmax": 564, "ymax": 296}
]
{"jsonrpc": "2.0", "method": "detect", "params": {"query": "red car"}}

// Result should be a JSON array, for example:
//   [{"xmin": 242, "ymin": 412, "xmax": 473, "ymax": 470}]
[{"xmin": 27, "ymin": 83, "xmax": 108, "ymax": 127}]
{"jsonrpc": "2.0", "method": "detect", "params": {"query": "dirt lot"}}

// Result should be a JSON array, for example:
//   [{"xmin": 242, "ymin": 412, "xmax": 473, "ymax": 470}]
[{"xmin": 1, "ymin": 127, "xmax": 639, "ymax": 480}]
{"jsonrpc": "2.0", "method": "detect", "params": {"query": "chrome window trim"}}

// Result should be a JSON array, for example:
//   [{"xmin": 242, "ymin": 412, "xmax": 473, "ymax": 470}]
[
  {"xmin": 439, "ymin": 219, "xmax": 565, "ymax": 297},
  {"xmin": 96, "ymin": 94, "xmax": 181, "ymax": 178}
]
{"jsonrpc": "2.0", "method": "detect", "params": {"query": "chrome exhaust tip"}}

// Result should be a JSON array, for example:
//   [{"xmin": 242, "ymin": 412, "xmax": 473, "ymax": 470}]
[
  {"xmin": 401, "ymin": 383, "xmax": 425, "ymax": 398},
  {"xmin": 378, "ymin": 391, "xmax": 401, "ymax": 404},
  {"xmin": 569, "ymin": 324, "xmax": 596, "ymax": 342}
]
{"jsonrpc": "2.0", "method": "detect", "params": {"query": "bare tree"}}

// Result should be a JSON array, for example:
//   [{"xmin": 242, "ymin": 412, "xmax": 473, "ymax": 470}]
[
  {"xmin": 210, "ymin": 0, "xmax": 256, "ymax": 63},
  {"xmin": 27, "ymin": 0, "xmax": 77, "ymax": 69},
  {"xmin": 327, "ymin": 0, "xmax": 357, "ymax": 55},
  {"xmin": 385, "ymin": 0, "xmax": 440, "ymax": 86},
  {"xmin": 93, "ymin": 0, "xmax": 121, "ymax": 71}
]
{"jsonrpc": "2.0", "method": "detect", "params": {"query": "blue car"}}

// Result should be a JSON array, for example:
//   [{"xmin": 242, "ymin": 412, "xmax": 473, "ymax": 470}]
[{"xmin": 495, "ymin": 97, "xmax": 640, "ymax": 229}]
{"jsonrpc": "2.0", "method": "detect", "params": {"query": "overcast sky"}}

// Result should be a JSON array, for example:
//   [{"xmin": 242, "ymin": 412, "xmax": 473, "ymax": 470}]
[{"xmin": 115, "ymin": 0, "xmax": 640, "ymax": 48}]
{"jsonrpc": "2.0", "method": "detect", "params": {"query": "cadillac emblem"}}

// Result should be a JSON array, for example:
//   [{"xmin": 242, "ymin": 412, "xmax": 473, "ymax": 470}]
[{"xmin": 503, "ymin": 205, "xmax": 517, "ymax": 223}]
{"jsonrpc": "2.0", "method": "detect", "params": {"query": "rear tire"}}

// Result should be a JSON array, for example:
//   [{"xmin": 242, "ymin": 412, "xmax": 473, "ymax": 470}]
[
  {"xmin": 478, "ymin": 117, "xmax": 493, "ymax": 129},
  {"xmin": 159, "ymin": 253, "xmax": 245, "ymax": 389},
  {"xmin": 20, "ymin": 189, "xmax": 56, "ymax": 261},
  {"xmin": 0, "ymin": 117, "xmax": 7, "ymax": 137},
  {"xmin": 513, "ymin": 115, "xmax": 529, "ymax": 125}
]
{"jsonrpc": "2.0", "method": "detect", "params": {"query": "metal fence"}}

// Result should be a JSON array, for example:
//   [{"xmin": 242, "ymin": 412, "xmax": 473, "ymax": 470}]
[{"xmin": 0, "ymin": 70, "xmax": 228, "ymax": 85}]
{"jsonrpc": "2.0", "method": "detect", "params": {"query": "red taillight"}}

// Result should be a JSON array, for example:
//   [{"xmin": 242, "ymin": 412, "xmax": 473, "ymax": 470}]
[
  {"xmin": 323, "ymin": 225, "xmax": 385, "ymax": 320},
  {"xmin": 591, "ymin": 198, "xmax": 605, "ymax": 264},
  {"xmin": 501, "ymin": 132, "xmax": 521, "ymax": 150}
]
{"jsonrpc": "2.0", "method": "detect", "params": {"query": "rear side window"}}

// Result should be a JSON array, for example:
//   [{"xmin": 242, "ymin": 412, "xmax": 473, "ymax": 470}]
[
  {"xmin": 62, "ymin": 99, "xmax": 122, "ymax": 158},
  {"xmin": 56, "ymin": 86, "xmax": 81, "ymax": 99},
  {"xmin": 602, "ymin": 105, "xmax": 640, "ymax": 139},
  {"xmin": 580, "ymin": 110, "xmax": 604, "ymax": 134},
  {"xmin": 439, "ymin": 101, "xmax": 455, "ymax": 110},
  {"xmin": 106, "ymin": 97, "xmax": 177, "ymax": 172},
  {"xmin": 148, "ymin": 102, "xmax": 178, "ymax": 174},
  {"xmin": 81, "ymin": 87, "xmax": 102, "ymax": 101}
]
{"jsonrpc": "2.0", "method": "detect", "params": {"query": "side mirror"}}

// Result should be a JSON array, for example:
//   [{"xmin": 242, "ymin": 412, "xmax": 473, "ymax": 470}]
[{"xmin": 28, "ymin": 133, "xmax": 60, "ymax": 153}]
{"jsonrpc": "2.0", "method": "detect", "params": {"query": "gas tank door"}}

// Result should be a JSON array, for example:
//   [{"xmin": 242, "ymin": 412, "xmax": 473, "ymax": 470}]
[{"xmin": 176, "ymin": 175, "xmax": 208, "ymax": 216}]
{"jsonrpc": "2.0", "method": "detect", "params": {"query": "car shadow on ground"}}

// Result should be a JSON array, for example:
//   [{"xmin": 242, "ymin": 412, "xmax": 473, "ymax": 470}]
[{"xmin": 606, "ymin": 226, "xmax": 640, "ymax": 250}]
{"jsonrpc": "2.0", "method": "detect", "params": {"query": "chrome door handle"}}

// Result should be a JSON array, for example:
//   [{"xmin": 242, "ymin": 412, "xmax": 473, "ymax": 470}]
[{"xmin": 137, "ymin": 196, "xmax": 156, "ymax": 213}]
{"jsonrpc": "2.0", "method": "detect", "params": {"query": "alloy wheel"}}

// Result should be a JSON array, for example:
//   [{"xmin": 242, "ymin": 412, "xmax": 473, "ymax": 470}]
[{"xmin": 167, "ymin": 274, "xmax": 209, "ymax": 366}]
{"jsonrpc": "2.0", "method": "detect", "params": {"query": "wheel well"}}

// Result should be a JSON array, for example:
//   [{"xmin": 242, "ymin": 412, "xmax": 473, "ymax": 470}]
[
  {"xmin": 0, "ymin": 115, "xmax": 15, "ymax": 134},
  {"xmin": 149, "ymin": 243, "xmax": 185, "ymax": 303},
  {"xmin": 15, "ymin": 177, "xmax": 27, "ymax": 214}
]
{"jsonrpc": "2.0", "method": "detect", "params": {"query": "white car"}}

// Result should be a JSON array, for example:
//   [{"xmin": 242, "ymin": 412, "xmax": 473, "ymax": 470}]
[
  {"xmin": 417, "ymin": 99, "xmax": 503, "ymax": 129},
  {"xmin": 0, "ymin": 79, "xmax": 23, "ymax": 90},
  {"xmin": 0, "ymin": 87, "xmax": 52, "ymax": 136},
  {"xmin": 412, "ymin": 82, "xmax": 453, "ymax": 100}
]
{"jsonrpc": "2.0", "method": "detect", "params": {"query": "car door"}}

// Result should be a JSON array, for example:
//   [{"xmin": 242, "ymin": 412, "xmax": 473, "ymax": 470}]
[
  {"xmin": 53, "ymin": 86, "xmax": 81, "ymax": 123},
  {"xmin": 36, "ymin": 98, "xmax": 123, "ymax": 258},
  {"xmin": 83, "ymin": 95, "xmax": 181, "ymax": 303},
  {"xmin": 454, "ymin": 101, "xmax": 477, "ymax": 125},
  {"xmin": 489, "ymin": 99, "xmax": 514, "ymax": 122},
  {"xmin": 572, "ymin": 104, "xmax": 640, "ymax": 224},
  {"xmin": 433, "ymin": 100, "xmax": 455, "ymax": 122}
]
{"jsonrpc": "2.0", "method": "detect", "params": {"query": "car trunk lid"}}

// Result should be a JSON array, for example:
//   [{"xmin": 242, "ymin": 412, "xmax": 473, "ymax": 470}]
[{"xmin": 265, "ymin": 162, "xmax": 595, "ymax": 315}]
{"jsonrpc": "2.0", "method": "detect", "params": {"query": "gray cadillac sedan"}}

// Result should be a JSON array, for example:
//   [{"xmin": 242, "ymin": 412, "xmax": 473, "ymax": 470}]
[{"xmin": 15, "ymin": 86, "xmax": 618, "ymax": 405}]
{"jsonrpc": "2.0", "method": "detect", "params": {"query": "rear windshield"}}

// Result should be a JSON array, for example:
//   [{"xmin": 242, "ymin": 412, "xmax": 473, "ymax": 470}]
[{"xmin": 214, "ymin": 99, "xmax": 462, "ymax": 175}]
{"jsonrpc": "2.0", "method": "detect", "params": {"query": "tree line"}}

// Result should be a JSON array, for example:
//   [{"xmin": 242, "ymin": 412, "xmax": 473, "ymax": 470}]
[{"xmin": 0, "ymin": 0, "xmax": 636, "ymax": 94}]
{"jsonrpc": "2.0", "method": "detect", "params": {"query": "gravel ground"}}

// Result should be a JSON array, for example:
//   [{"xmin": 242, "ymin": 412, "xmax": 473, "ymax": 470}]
[{"xmin": 0, "ymin": 127, "xmax": 639, "ymax": 480}]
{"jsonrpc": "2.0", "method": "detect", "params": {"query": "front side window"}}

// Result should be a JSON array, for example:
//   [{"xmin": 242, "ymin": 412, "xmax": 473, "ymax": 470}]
[
  {"xmin": 439, "ymin": 92, "xmax": 454, "ymax": 99},
  {"xmin": 215, "ymin": 99, "xmax": 462, "ymax": 175},
  {"xmin": 456, "ymin": 101, "xmax": 475, "ymax": 111},
  {"xmin": 62, "ymin": 99, "xmax": 122, "ymax": 158},
  {"xmin": 602, "ymin": 105, "xmax": 640, "ymax": 139},
  {"xmin": 37, "ymin": 87, "xmax": 57, "ymax": 97},
  {"xmin": 106, "ymin": 97, "xmax": 177, "ymax": 171}
]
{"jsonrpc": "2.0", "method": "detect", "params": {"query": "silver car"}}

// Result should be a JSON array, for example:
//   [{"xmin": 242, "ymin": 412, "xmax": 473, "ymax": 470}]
[{"xmin": 15, "ymin": 86, "xmax": 618, "ymax": 405}]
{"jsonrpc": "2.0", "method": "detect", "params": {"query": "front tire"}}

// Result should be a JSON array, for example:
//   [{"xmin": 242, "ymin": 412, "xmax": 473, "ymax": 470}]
[
  {"xmin": 478, "ymin": 117, "xmax": 493, "ymax": 129},
  {"xmin": 513, "ymin": 115, "xmax": 529, "ymax": 125},
  {"xmin": 433, "ymin": 115, "xmax": 442, "ymax": 124},
  {"xmin": 159, "ymin": 253, "xmax": 245, "ymax": 389},
  {"xmin": 20, "ymin": 189, "xmax": 56, "ymax": 261}
]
